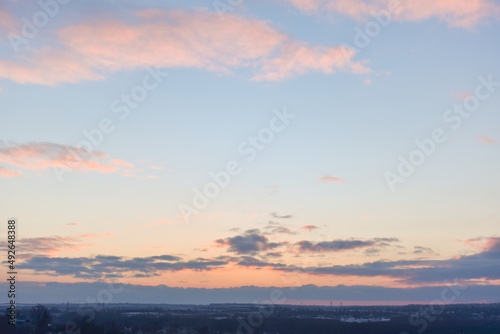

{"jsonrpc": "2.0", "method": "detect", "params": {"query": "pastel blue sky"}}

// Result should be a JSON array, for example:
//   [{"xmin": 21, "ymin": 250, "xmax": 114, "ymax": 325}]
[{"xmin": 0, "ymin": 0, "xmax": 499, "ymax": 303}]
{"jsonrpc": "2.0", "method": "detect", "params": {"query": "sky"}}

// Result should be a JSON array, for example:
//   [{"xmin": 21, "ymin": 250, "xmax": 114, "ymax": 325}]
[{"xmin": 0, "ymin": 0, "xmax": 499, "ymax": 305}]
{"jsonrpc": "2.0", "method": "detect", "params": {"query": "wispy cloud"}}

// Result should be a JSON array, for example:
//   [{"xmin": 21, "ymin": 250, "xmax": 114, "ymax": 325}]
[
  {"xmin": 0, "ymin": 165, "xmax": 21, "ymax": 177},
  {"xmin": 451, "ymin": 91, "xmax": 472, "ymax": 99},
  {"xmin": 300, "ymin": 225, "xmax": 319, "ymax": 231},
  {"xmin": 413, "ymin": 246, "xmax": 438, "ymax": 256},
  {"xmin": 148, "ymin": 165, "xmax": 164, "ymax": 170},
  {"xmin": 263, "ymin": 225, "xmax": 297, "ymax": 235},
  {"xmin": 271, "ymin": 212, "xmax": 293, "ymax": 219},
  {"xmin": 266, "ymin": 184, "xmax": 280, "ymax": 195},
  {"xmin": 321, "ymin": 175, "xmax": 344, "ymax": 182},
  {"xmin": 252, "ymin": 42, "xmax": 370, "ymax": 81},
  {"xmin": 0, "ymin": 10, "xmax": 368, "ymax": 85},
  {"xmin": 282, "ymin": 0, "xmax": 499, "ymax": 28},
  {"xmin": 265, "ymin": 252, "xmax": 283, "ymax": 258},
  {"xmin": 0, "ymin": 141, "xmax": 135, "ymax": 177},
  {"xmin": 295, "ymin": 237, "xmax": 399, "ymax": 252},
  {"xmin": 236, "ymin": 256, "xmax": 287, "ymax": 268},
  {"xmin": 110, "ymin": 159, "xmax": 134, "ymax": 168},
  {"xmin": 0, "ymin": 233, "xmax": 114, "ymax": 260},
  {"xmin": 64, "ymin": 222, "xmax": 81, "ymax": 227},
  {"xmin": 21, "ymin": 254, "xmax": 225, "ymax": 279},
  {"xmin": 478, "ymin": 135, "xmax": 496, "ymax": 144}
]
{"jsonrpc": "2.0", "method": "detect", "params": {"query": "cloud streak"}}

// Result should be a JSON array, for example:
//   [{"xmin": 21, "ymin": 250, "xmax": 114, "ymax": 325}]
[
  {"xmin": 295, "ymin": 237, "xmax": 399, "ymax": 252},
  {"xmin": 0, "ymin": 141, "xmax": 135, "ymax": 177},
  {"xmin": 0, "ymin": 233, "xmax": 114, "ymax": 260},
  {"xmin": 0, "ymin": 165, "xmax": 21, "ymax": 177},
  {"xmin": 0, "ymin": 9, "xmax": 368, "ymax": 85},
  {"xmin": 320, "ymin": 175, "xmax": 344, "ymax": 182},
  {"xmin": 21, "ymin": 254, "xmax": 226, "ymax": 279},
  {"xmin": 300, "ymin": 225, "xmax": 319, "ymax": 231},
  {"xmin": 271, "ymin": 212, "xmax": 293, "ymax": 219},
  {"xmin": 283, "ymin": 0, "xmax": 499, "ymax": 28},
  {"xmin": 478, "ymin": 135, "xmax": 496, "ymax": 144},
  {"xmin": 263, "ymin": 221, "xmax": 297, "ymax": 235}
]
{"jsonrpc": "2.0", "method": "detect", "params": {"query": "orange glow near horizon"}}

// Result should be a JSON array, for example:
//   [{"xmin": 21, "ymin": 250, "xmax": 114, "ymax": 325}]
[{"xmin": 16, "ymin": 267, "xmax": 443, "ymax": 289}]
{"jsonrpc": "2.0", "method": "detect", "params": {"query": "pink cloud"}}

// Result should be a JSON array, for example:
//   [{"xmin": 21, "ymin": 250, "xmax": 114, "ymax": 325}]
[
  {"xmin": 0, "ymin": 141, "xmax": 136, "ymax": 177},
  {"xmin": 253, "ymin": 43, "xmax": 370, "ymax": 81},
  {"xmin": 284, "ymin": 0, "xmax": 499, "ymax": 28},
  {"xmin": 285, "ymin": 0, "xmax": 323, "ymax": 12},
  {"xmin": 478, "ymin": 135, "xmax": 496, "ymax": 144},
  {"xmin": 325, "ymin": 0, "xmax": 380, "ymax": 20},
  {"xmin": 64, "ymin": 222, "xmax": 81, "ymax": 227},
  {"xmin": 0, "ymin": 48, "xmax": 105, "ymax": 85},
  {"xmin": 321, "ymin": 175, "xmax": 344, "ymax": 182},
  {"xmin": 111, "ymin": 159, "xmax": 134, "ymax": 168},
  {"xmin": 0, "ymin": 10, "xmax": 368, "ymax": 85},
  {"xmin": 460, "ymin": 237, "xmax": 500, "ymax": 252},
  {"xmin": 301, "ymin": 225, "xmax": 319, "ymax": 231},
  {"xmin": 0, "ymin": 166, "xmax": 21, "ymax": 178},
  {"xmin": 484, "ymin": 237, "xmax": 500, "ymax": 251},
  {"xmin": 451, "ymin": 91, "xmax": 472, "ymax": 99},
  {"xmin": 393, "ymin": 0, "xmax": 497, "ymax": 28},
  {"xmin": 149, "ymin": 165, "xmax": 164, "ymax": 170}
]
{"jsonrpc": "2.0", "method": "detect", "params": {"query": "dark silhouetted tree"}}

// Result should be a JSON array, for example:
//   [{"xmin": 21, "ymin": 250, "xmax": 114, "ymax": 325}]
[{"xmin": 30, "ymin": 305, "xmax": 52, "ymax": 334}]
